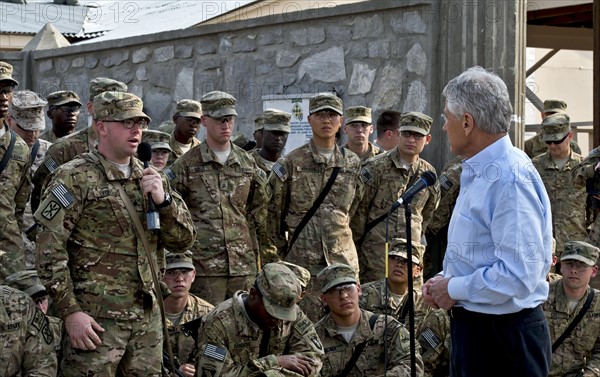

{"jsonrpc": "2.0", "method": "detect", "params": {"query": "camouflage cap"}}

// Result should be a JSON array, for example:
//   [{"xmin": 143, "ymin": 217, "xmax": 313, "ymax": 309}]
[
  {"xmin": 5, "ymin": 270, "xmax": 47, "ymax": 297},
  {"xmin": 262, "ymin": 109, "xmax": 292, "ymax": 132},
  {"xmin": 399, "ymin": 111, "xmax": 432, "ymax": 136},
  {"xmin": 158, "ymin": 120, "xmax": 176, "ymax": 134},
  {"xmin": 276, "ymin": 261, "xmax": 311, "ymax": 288},
  {"xmin": 47, "ymin": 90, "xmax": 82, "ymax": 108},
  {"xmin": 254, "ymin": 113, "xmax": 265, "ymax": 131},
  {"xmin": 345, "ymin": 106, "xmax": 372, "ymax": 124},
  {"xmin": 255, "ymin": 263, "xmax": 301, "ymax": 321},
  {"xmin": 541, "ymin": 113, "xmax": 571, "ymax": 142},
  {"xmin": 388, "ymin": 238, "xmax": 423, "ymax": 265},
  {"xmin": 89, "ymin": 77, "xmax": 128, "ymax": 100},
  {"xmin": 10, "ymin": 90, "xmax": 47, "ymax": 131},
  {"xmin": 200, "ymin": 91, "xmax": 238, "ymax": 117},
  {"xmin": 561, "ymin": 241, "xmax": 599, "ymax": 267},
  {"xmin": 93, "ymin": 91, "xmax": 150, "ymax": 122},
  {"xmin": 0, "ymin": 61, "xmax": 18, "ymax": 86},
  {"xmin": 142, "ymin": 129, "xmax": 172, "ymax": 152},
  {"xmin": 543, "ymin": 99, "xmax": 567, "ymax": 115},
  {"xmin": 175, "ymin": 99, "xmax": 202, "ymax": 119},
  {"xmin": 317, "ymin": 264, "xmax": 357, "ymax": 293},
  {"xmin": 309, "ymin": 93, "xmax": 343, "ymax": 115},
  {"xmin": 165, "ymin": 250, "xmax": 195, "ymax": 270}
]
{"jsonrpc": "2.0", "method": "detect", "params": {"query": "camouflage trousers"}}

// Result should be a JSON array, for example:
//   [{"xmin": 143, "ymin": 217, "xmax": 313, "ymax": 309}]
[
  {"xmin": 0, "ymin": 247, "xmax": 25, "ymax": 283},
  {"xmin": 191, "ymin": 275, "xmax": 254, "ymax": 306},
  {"xmin": 60, "ymin": 301, "xmax": 162, "ymax": 376}
]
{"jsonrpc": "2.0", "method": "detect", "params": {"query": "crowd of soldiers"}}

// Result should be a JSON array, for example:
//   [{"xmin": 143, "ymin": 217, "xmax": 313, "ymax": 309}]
[{"xmin": 0, "ymin": 59, "xmax": 599, "ymax": 377}]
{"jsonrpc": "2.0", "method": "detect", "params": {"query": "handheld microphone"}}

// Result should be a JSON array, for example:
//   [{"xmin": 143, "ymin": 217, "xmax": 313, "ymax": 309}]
[
  {"xmin": 390, "ymin": 171, "xmax": 437, "ymax": 211},
  {"xmin": 137, "ymin": 142, "xmax": 160, "ymax": 230}
]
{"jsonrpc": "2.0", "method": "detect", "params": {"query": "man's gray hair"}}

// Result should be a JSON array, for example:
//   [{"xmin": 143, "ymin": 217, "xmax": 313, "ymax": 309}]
[{"xmin": 442, "ymin": 66, "xmax": 513, "ymax": 134}]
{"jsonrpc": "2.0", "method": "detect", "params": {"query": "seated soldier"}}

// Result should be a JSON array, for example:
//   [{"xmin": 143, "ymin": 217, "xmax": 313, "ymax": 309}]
[
  {"xmin": 196, "ymin": 263, "xmax": 323, "ymax": 376},
  {"xmin": 315, "ymin": 263, "xmax": 424, "ymax": 376},
  {"xmin": 417, "ymin": 309, "xmax": 450, "ymax": 377}
]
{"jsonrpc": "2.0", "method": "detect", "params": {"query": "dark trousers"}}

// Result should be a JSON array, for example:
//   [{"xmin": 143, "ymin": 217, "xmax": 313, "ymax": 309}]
[{"xmin": 449, "ymin": 305, "xmax": 551, "ymax": 377}]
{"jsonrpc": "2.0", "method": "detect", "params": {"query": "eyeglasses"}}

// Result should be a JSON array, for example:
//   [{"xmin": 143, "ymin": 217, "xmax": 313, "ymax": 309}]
[
  {"xmin": 562, "ymin": 260, "xmax": 592, "ymax": 271},
  {"xmin": 207, "ymin": 115, "xmax": 236, "ymax": 124},
  {"xmin": 165, "ymin": 268, "xmax": 193, "ymax": 278},
  {"xmin": 0, "ymin": 85, "xmax": 15, "ymax": 95},
  {"xmin": 325, "ymin": 283, "xmax": 356, "ymax": 297},
  {"xmin": 400, "ymin": 131, "xmax": 426, "ymax": 140},
  {"xmin": 346, "ymin": 122, "xmax": 372, "ymax": 130},
  {"xmin": 152, "ymin": 149, "xmax": 170, "ymax": 156},
  {"xmin": 545, "ymin": 134, "xmax": 569, "ymax": 145},
  {"xmin": 53, "ymin": 105, "xmax": 81, "ymax": 114},
  {"xmin": 103, "ymin": 118, "xmax": 149, "ymax": 129},
  {"xmin": 313, "ymin": 111, "xmax": 340, "ymax": 120},
  {"xmin": 389, "ymin": 255, "xmax": 408, "ymax": 265}
]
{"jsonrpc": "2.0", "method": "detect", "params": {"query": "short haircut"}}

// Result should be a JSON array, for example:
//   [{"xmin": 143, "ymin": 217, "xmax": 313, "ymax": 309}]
[{"xmin": 376, "ymin": 110, "xmax": 402, "ymax": 135}]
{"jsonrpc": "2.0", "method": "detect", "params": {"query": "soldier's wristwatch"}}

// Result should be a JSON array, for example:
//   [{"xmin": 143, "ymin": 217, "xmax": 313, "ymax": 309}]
[{"xmin": 156, "ymin": 192, "xmax": 172, "ymax": 209}]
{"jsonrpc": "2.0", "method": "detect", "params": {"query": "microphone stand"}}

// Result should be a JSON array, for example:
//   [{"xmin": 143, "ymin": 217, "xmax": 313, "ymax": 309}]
[{"xmin": 404, "ymin": 202, "xmax": 417, "ymax": 377}]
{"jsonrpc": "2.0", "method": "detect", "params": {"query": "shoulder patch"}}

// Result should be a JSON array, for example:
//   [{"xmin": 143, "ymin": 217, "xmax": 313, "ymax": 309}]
[
  {"xmin": 163, "ymin": 167, "xmax": 176, "ymax": 182},
  {"xmin": 360, "ymin": 166, "xmax": 373, "ymax": 184},
  {"xmin": 203, "ymin": 343, "xmax": 227, "ymax": 361},
  {"xmin": 420, "ymin": 327, "xmax": 442, "ymax": 350},
  {"xmin": 31, "ymin": 307, "xmax": 45, "ymax": 332},
  {"xmin": 439, "ymin": 173, "xmax": 453, "ymax": 192},
  {"xmin": 41, "ymin": 317, "xmax": 54, "ymax": 345},
  {"xmin": 44, "ymin": 157, "xmax": 58, "ymax": 173},
  {"xmin": 41, "ymin": 201, "xmax": 61, "ymax": 221},
  {"xmin": 294, "ymin": 317, "xmax": 312, "ymax": 335},
  {"xmin": 51, "ymin": 184, "xmax": 75, "ymax": 208},
  {"xmin": 272, "ymin": 161, "xmax": 288, "ymax": 181}
]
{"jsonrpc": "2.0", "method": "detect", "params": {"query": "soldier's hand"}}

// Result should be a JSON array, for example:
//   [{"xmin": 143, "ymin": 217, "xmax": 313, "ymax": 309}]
[
  {"xmin": 276, "ymin": 355, "xmax": 317, "ymax": 376},
  {"xmin": 65, "ymin": 311, "xmax": 105, "ymax": 351},
  {"xmin": 179, "ymin": 363, "xmax": 195, "ymax": 377},
  {"xmin": 142, "ymin": 167, "xmax": 165, "ymax": 204}
]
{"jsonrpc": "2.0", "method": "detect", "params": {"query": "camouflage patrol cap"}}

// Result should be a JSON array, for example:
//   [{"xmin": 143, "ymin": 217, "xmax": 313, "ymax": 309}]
[
  {"xmin": 93, "ymin": 91, "xmax": 150, "ymax": 122},
  {"xmin": 262, "ymin": 109, "xmax": 292, "ymax": 132},
  {"xmin": 89, "ymin": 77, "xmax": 128, "ymax": 100},
  {"xmin": 255, "ymin": 263, "xmax": 301, "ymax": 321},
  {"xmin": 400, "ymin": 111, "xmax": 433, "ymax": 136},
  {"xmin": 47, "ymin": 90, "xmax": 82, "ymax": 107},
  {"xmin": 317, "ymin": 264, "xmax": 357, "ymax": 294},
  {"xmin": 0, "ymin": 61, "xmax": 18, "ymax": 86},
  {"xmin": 175, "ymin": 99, "xmax": 202, "ymax": 119},
  {"xmin": 5, "ymin": 270, "xmax": 47, "ymax": 297},
  {"xmin": 309, "ymin": 93, "xmax": 343, "ymax": 115},
  {"xmin": 541, "ymin": 113, "xmax": 570, "ymax": 142},
  {"xmin": 142, "ymin": 129, "xmax": 172, "ymax": 152},
  {"xmin": 158, "ymin": 120, "xmax": 176, "ymax": 134},
  {"xmin": 543, "ymin": 99, "xmax": 567, "ymax": 115},
  {"xmin": 254, "ymin": 113, "xmax": 265, "ymax": 131},
  {"xmin": 165, "ymin": 250, "xmax": 195, "ymax": 270},
  {"xmin": 10, "ymin": 90, "xmax": 47, "ymax": 131},
  {"xmin": 561, "ymin": 241, "xmax": 599, "ymax": 267},
  {"xmin": 388, "ymin": 238, "xmax": 423, "ymax": 266},
  {"xmin": 276, "ymin": 261, "xmax": 311, "ymax": 288},
  {"xmin": 200, "ymin": 91, "xmax": 238, "ymax": 117},
  {"xmin": 345, "ymin": 106, "xmax": 372, "ymax": 124}
]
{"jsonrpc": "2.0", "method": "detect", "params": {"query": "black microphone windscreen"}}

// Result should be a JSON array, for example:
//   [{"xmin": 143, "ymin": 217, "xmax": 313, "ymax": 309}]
[
  {"xmin": 422, "ymin": 171, "xmax": 437, "ymax": 186},
  {"xmin": 137, "ymin": 142, "xmax": 152, "ymax": 163}
]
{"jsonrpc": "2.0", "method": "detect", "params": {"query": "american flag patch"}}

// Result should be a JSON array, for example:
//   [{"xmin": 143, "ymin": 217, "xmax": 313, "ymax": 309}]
[
  {"xmin": 163, "ymin": 168, "xmax": 176, "ymax": 182},
  {"xmin": 44, "ymin": 157, "xmax": 58, "ymax": 173},
  {"xmin": 272, "ymin": 162, "xmax": 287, "ymax": 180},
  {"xmin": 203, "ymin": 343, "xmax": 227, "ymax": 361},
  {"xmin": 421, "ymin": 327, "xmax": 441, "ymax": 349},
  {"xmin": 360, "ymin": 167, "xmax": 373, "ymax": 184},
  {"xmin": 439, "ymin": 174, "xmax": 453, "ymax": 192},
  {"xmin": 51, "ymin": 184, "xmax": 75, "ymax": 208}
]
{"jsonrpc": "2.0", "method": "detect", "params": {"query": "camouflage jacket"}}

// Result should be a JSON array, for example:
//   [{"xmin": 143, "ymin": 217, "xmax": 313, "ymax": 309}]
[
  {"xmin": 249, "ymin": 149, "xmax": 276, "ymax": 175},
  {"xmin": 166, "ymin": 294, "xmax": 214, "ymax": 365},
  {"xmin": 31, "ymin": 127, "xmax": 98, "ymax": 212},
  {"xmin": 169, "ymin": 142, "xmax": 269, "ymax": 277},
  {"xmin": 359, "ymin": 279, "xmax": 429, "ymax": 330},
  {"xmin": 167, "ymin": 133, "xmax": 201, "ymax": 166},
  {"xmin": 0, "ymin": 285, "xmax": 57, "ymax": 377},
  {"xmin": 351, "ymin": 149, "xmax": 439, "ymax": 282},
  {"xmin": 38, "ymin": 130, "xmax": 58, "ymax": 143},
  {"xmin": 525, "ymin": 132, "xmax": 582, "ymax": 158},
  {"xmin": 417, "ymin": 309, "xmax": 450, "ymax": 377},
  {"xmin": 34, "ymin": 150, "xmax": 195, "ymax": 320},
  {"xmin": 0, "ymin": 125, "xmax": 31, "ymax": 281},
  {"xmin": 532, "ymin": 151, "xmax": 587, "ymax": 255},
  {"xmin": 572, "ymin": 147, "xmax": 600, "ymax": 247},
  {"xmin": 267, "ymin": 140, "xmax": 363, "ymax": 276},
  {"xmin": 315, "ymin": 309, "xmax": 423, "ymax": 377},
  {"xmin": 341, "ymin": 141, "xmax": 383, "ymax": 162},
  {"xmin": 543, "ymin": 280, "xmax": 600, "ymax": 377},
  {"xmin": 196, "ymin": 291, "xmax": 324, "ymax": 376},
  {"xmin": 427, "ymin": 157, "xmax": 462, "ymax": 236}
]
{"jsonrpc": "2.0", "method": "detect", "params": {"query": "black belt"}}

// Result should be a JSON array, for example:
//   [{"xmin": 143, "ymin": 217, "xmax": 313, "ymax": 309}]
[{"xmin": 449, "ymin": 305, "xmax": 541, "ymax": 319}]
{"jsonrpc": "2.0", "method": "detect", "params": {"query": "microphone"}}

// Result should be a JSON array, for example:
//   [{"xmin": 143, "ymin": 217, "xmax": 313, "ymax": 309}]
[
  {"xmin": 137, "ymin": 142, "xmax": 160, "ymax": 230},
  {"xmin": 390, "ymin": 171, "xmax": 437, "ymax": 211}
]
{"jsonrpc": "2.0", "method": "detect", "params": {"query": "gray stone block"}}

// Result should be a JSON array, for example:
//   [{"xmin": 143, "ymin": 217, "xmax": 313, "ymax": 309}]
[
  {"xmin": 290, "ymin": 27, "xmax": 325, "ymax": 46},
  {"xmin": 113, "ymin": 67, "xmax": 133, "ymax": 84},
  {"xmin": 197, "ymin": 57, "xmax": 221, "ymax": 70},
  {"xmin": 371, "ymin": 64, "xmax": 404, "ymax": 112},
  {"xmin": 84, "ymin": 56, "xmax": 99, "ymax": 69},
  {"xmin": 136, "ymin": 66, "xmax": 148, "ymax": 81},
  {"xmin": 149, "ymin": 65, "xmax": 175, "ymax": 89},
  {"xmin": 195, "ymin": 39, "xmax": 217, "ymax": 55},
  {"xmin": 348, "ymin": 62, "xmax": 376, "ymax": 95},
  {"xmin": 368, "ymin": 41, "xmax": 390, "ymax": 59},
  {"xmin": 346, "ymin": 42, "xmax": 369, "ymax": 58},
  {"xmin": 353, "ymin": 14, "xmax": 383, "ymax": 39},
  {"xmin": 407, "ymin": 43, "xmax": 427, "ymax": 75},
  {"xmin": 39, "ymin": 60, "xmax": 53, "ymax": 73},
  {"xmin": 403, "ymin": 80, "xmax": 427, "ymax": 113},
  {"xmin": 101, "ymin": 51, "xmax": 129, "ymax": 68},
  {"xmin": 56, "ymin": 58, "xmax": 70, "ymax": 73},
  {"xmin": 276, "ymin": 50, "xmax": 301, "ymax": 68},
  {"xmin": 390, "ymin": 11, "xmax": 427, "ymax": 34},
  {"xmin": 233, "ymin": 36, "xmax": 257, "ymax": 52},
  {"xmin": 154, "ymin": 46, "xmax": 175, "ymax": 63},
  {"xmin": 219, "ymin": 37, "xmax": 233, "ymax": 53},
  {"xmin": 299, "ymin": 46, "xmax": 346, "ymax": 83},
  {"xmin": 71, "ymin": 57, "xmax": 85, "ymax": 68},
  {"xmin": 257, "ymin": 61, "xmax": 273, "ymax": 75},
  {"xmin": 175, "ymin": 44, "xmax": 194, "ymax": 59},
  {"xmin": 326, "ymin": 25, "xmax": 353, "ymax": 42},
  {"xmin": 174, "ymin": 67, "xmax": 194, "ymax": 100},
  {"xmin": 132, "ymin": 47, "xmax": 151, "ymax": 63},
  {"xmin": 144, "ymin": 90, "xmax": 172, "ymax": 124},
  {"xmin": 257, "ymin": 30, "xmax": 283, "ymax": 45}
]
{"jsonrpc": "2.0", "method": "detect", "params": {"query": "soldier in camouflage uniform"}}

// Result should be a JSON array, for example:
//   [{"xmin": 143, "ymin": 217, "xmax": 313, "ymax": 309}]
[
  {"xmin": 168, "ymin": 99, "xmax": 202, "ymax": 166},
  {"xmin": 276, "ymin": 261, "xmax": 311, "ymax": 300},
  {"xmin": 543, "ymin": 241, "xmax": 600, "ymax": 377},
  {"xmin": 142, "ymin": 129, "xmax": 172, "ymax": 171},
  {"xmin": 342, "ymin": 106, "xmax": 382, "ymax": 161},
  {"xmin": 359, "ymin": 238, "xmax": 429, "ymax": 330},
  {"xmin": 524, "ymin": 99, "xmax": 581, "ymax": 158},
  {"xmin": 31, "ymin": 77, "xmax": 128, "ymax": 212},
  {"xmin": 374, "ymin": 110, "xmax": 402, "ymax": 152},
  {"xmin": 39, "ymin": 90, "xmax": 82, "ymax": 143},
  {"xmin": 266, "ymin": 93, "xmax": 363, "ymax": 322},
  {"xmin": 250, "ymin": 109, "xmax": 291, "ymax": 175},
  {"xmin": 196, "ymin": 263, "xmax": 324, "ymax": 376},
  {"xmin": 315, "ymin": 264, "xmax": 424, "ymax": 376},
  {"xmin": 0, "ymin": 284, "xmax": 57, "ymax": 376},
  {"xmin": 5, "ymin": 270, "xmax": 63, "ymax": 364},
  {"xmin": 169, "ymin": 91, "xmax": 269, "ymax": 305},
  {"xmin": 0, "ymin": 61, "xmax": 31, "ymax": 282},
  {"xmin": 253, "ymin": 112, "xmax": 264, "ymax": 149},
  {"xmin": 532, "ymin": 114, "xmax": 587, "ymax": 262},
  {"xmin": 34, "ymin": 91, "xmax": 196, "ymax": 375},
  {"xmin": 417, "ymin": 309, "xmax": 450, "ymax": 377},
  {"xmin": 7, "ymin": 90, "xmax": 50, "ymax": 268},
  {"xmin": 352, "ymin": 111, "xmax": 439, "ymax": 284},
  {"xmin": 163, "ymin": 251, "xmax": 214, "ymax": 377}
]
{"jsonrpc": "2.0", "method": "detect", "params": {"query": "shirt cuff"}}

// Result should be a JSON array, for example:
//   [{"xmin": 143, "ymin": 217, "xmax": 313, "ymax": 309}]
[{"xmin": 447, "ymin": 276, "xmax": 469, "ymax": 301}]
